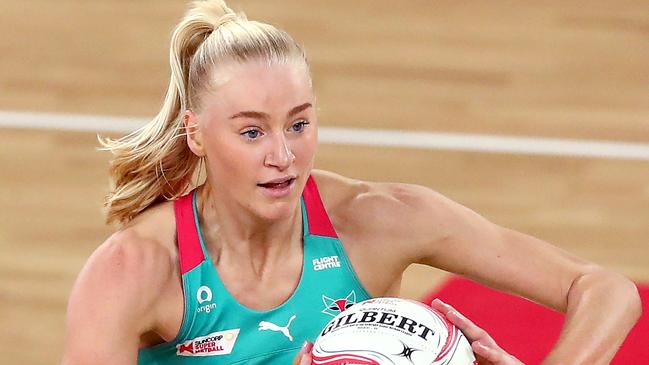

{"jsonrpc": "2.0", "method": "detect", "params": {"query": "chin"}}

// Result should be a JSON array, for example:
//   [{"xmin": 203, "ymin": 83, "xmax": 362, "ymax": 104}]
[{"xmin": 256, "ymin": 201, "xmax": 299, "ymax": 221}]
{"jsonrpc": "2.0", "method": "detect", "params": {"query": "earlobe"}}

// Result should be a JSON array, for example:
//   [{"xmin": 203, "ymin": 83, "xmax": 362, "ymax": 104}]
[{"xmin": 182, "ymin": 110, "xmax": 206, "ymax": 157}]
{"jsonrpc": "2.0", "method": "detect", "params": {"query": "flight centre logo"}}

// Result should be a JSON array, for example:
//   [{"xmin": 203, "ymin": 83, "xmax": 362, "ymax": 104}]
[
  {"xmin": 312, "ymin": 255, "xmax": 341, "ymax": 271},
  {"xmin": 176, "ymin": 329, "xmax": 240, "ymax": 356}
]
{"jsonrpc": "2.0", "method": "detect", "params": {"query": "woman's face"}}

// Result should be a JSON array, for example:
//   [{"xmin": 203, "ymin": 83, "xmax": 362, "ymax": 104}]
[{"xmin": 190, "ymin": 60, "xmax": 317, "ymax": 221}]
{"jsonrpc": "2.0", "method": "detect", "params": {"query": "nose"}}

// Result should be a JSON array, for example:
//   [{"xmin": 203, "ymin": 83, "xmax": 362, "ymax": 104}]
[{"xmin": 264, "ymin": 133, "xmax": 295, "ymax": 171}]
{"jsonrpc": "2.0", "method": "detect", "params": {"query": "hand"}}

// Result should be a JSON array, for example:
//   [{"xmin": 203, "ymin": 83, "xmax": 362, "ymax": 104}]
[
  {"xmin": 431, "ymin": 298, "xmax": 525, "ymax": 365},
  {"xmin": 291, "ymin": 341, "xmax": 313, "ymax": 365}
]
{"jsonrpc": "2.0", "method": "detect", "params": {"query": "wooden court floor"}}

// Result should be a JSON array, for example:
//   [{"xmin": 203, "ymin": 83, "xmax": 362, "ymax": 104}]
[{"xmin": 0, "ymin": 1, "xmax": 648, "ymax": 364}]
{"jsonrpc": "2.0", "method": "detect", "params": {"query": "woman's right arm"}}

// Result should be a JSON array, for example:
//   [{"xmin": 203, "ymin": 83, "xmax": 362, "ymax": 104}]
[{"xmin": 61, "ymin": 230, "xmax": 171, "ymax": 365}]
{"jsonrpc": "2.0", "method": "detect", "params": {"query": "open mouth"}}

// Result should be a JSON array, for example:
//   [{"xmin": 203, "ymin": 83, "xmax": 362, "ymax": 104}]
[{"xmin": 257, "ymin": 177, "xmax": 296, "ymax": 190}]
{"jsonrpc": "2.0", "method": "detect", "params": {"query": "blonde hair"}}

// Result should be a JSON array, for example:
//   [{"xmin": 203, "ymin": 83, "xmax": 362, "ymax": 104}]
[{"xmin": 99, "ymin": 0, "xmax": 308, "ymax": 224}]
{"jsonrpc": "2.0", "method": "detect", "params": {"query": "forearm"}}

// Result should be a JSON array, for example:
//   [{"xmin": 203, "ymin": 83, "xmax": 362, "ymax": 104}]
[{"xmin": 542, "ymin": 269, "xmax": 642, "ymax": 365}]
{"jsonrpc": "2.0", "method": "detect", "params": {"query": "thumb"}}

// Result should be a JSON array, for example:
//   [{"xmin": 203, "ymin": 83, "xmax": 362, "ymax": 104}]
[
  {"xmin": 299, "ymin": 351, "xmax": 313, "ymax": 365},
  {"xmin": 299, "ymin": 341, "xmax": 313, "ymax": 365}
]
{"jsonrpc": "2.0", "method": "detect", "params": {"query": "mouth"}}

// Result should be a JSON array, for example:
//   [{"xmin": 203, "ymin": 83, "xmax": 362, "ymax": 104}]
[{"xmin": 257, "ymin": 176, "xmax": 297, "ymax": 190}]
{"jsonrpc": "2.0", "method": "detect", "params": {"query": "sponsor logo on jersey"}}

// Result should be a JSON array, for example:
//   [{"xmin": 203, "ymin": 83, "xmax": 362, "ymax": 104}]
[
  {"xmin": 258, "ymin": 315, "xmax": 297, "ymax": 341},
  {"xmin": 321, "ymin": 291, "xmax": 356, "ymax": 317},
  {"xmin": 312, "ymin": 255, "xmax": 341, "ymax": 271},
  {"xmin": 196, "ymin": 285, "xmax": 217, "ymax": 314},
  {"xmin": 176, "ymin": 329, "xmax": 240, "ymax": 356}
]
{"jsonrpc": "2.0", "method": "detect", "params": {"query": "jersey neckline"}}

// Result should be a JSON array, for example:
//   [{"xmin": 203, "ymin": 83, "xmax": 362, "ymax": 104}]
[{"xmin": 190, "ymin": 189, "xmax": 309, "ymax": 315}]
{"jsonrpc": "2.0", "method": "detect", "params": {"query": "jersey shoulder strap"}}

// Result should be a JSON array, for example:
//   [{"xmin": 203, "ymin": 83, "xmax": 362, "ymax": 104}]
[
  {"xmin": 174, "ymin": 192, "xmax": 205, "ymax": 274},
  {"xmin": 302, "ymin": 175, "xmax": 338, "ymax": 238}
]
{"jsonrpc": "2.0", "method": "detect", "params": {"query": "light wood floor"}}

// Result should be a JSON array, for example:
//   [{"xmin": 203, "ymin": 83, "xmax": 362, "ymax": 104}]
[{"xmin": 0, "ymin": 1, "xmax": 647, "ymax": 364}]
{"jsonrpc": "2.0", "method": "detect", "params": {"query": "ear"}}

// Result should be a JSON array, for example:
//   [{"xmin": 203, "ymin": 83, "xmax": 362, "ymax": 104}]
[{"xmin": 183, "ymin": 110, "xmax": 206, "ymax": 157}]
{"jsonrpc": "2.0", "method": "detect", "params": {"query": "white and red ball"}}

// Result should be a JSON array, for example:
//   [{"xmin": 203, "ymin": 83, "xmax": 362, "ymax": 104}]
[{"xmin": 312, "ymin": 297, "xmax": 477, "ymax": 365}]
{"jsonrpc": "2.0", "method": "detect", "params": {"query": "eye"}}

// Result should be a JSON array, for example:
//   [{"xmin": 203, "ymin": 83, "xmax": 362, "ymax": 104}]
[
  {"xmin": 289, "ymin": 119, "xmax": 310, "ymax": 133},
  {"xmin": 241, "ymin": 129, "xmax": 262, "ymax": 140}
]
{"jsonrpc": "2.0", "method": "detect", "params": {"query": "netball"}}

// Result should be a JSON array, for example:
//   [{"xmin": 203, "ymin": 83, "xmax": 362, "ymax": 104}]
[{"xmin": 312, "ymin": 298, "xmax": 477, "ymax": 365}]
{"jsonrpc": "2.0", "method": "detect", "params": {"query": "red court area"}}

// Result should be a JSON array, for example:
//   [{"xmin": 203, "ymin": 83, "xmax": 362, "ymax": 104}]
[{"xmin": 421, "ymin": 277, "xmax": 649, "ymax": 364}]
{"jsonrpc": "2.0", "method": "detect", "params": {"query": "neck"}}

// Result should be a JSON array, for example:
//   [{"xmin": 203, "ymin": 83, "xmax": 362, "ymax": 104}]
[{"xmin": 195, "ymin": 183, "xmax": 303, "ymax": 270}]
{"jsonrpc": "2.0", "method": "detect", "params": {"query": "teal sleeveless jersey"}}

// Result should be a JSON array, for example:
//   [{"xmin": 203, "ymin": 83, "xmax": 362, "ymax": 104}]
[{"xmin": 138, "ymin": 176, "xmax": 372, "ymax": 364}]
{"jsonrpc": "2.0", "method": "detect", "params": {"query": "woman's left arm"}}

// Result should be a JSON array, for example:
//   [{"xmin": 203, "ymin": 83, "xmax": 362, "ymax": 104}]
[
  {"xmin": 438, "ymin": 227, "xmax": 641, "ymax": 365},
  {"xmin": 389, "ymin": 184, "xmax": 642, "ymax": 365}
]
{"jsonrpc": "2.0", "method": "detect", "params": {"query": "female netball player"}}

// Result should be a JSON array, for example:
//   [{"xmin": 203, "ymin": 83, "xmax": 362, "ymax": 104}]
[{"xmin": 61, "ymin": 1, "xmax": 640, "ymax": 364}]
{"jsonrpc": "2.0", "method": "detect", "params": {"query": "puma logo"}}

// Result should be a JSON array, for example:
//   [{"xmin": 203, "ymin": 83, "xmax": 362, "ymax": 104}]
[{"xmin": 258, "ymin": 315, "xmax": 297, "ymax": 341}]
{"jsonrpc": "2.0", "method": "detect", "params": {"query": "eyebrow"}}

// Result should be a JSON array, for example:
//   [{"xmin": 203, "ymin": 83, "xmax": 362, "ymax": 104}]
[{"xmin": 229, "ymin": 102, "xmax": 312, "ymax": 121}]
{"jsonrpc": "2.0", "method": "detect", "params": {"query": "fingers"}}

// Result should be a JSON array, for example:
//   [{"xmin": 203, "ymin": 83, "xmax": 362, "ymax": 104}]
[
  {"xmin": 472, "ymin": 341, "xmax": 524, "ymax": 365},
  {"xmin": 293, "ymin": 341, "xmax": 313, "ymax": 365},
  {"xmin": 432, "ymin": 299, "xmax": 491, "ymax": 343},
  {"xmin": 430, "ymin": 297, "xmax": 452, "ymax": 315},
  {"xmin": 299, "ymin": 351, "xmax": 313, "ymax": 365},
  {"xmin": 473, "ymin": 341, "xmax": 500, "ymax": 363}
]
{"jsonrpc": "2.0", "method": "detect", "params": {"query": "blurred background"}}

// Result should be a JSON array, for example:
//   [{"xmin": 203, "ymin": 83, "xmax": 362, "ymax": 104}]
[{"xmin": 0, "ymin": 1, "xmax": 647, "ymax": 364}]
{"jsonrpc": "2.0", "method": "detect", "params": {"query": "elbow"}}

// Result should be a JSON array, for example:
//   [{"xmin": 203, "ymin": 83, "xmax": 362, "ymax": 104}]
[
  {"xmin": 568, "ymin": 268, "xmax": 642, "ymax": 321},
  {"xmin": 616, "ymin": 274, "xmax": 643, "ymax": 340},
  {"xmin": 624, "ymin": 278, "xmax": 642, "ymax": 324},
  {"xmin": 607, "ymin": 271, "xmax": 642, "ymax": 323},
  {"xmin": 583, "ymin": 269, "xmax": 642, "ymax": 322}
]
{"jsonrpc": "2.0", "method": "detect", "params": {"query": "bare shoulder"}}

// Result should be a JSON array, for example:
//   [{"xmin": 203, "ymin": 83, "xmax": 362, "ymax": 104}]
[
  {"xmin": 311, "ymin": 170, "xmax": 458, "ymax": 260},
  {"xmin": 70, "ymin": 219, "xmax": 173, "ymax": 314},
  {"xmin": 311, "ymin": 169, "xmax": 457, "ymax": 233},
  {"xmin": 95, "ymin": 221, "xmax": 176, "ymax": 295},
  {"xmin": 100, "ymin": 200, "xmax": 178, "ymax": 289},
  {"xmin": 67, "ymin": 201, "xmax": 178, "ymax": 334}
]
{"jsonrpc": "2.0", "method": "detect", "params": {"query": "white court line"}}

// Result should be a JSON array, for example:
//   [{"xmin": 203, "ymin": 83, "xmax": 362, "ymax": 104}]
[{"xmin": 1, "ymin": 110, "xmax": 649, "ymax": 161}]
